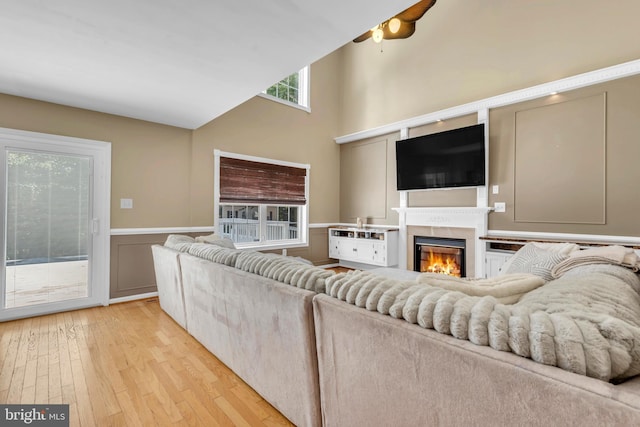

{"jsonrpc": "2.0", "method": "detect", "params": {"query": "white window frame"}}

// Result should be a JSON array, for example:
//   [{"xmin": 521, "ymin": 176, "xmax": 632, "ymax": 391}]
[
  {"xmin": 214, "ymin": 150, "xmax": 310, "ymax": 251},
  {"xmin": 259, "ymin": 66, "xmax": 311, "ymax": 112}
]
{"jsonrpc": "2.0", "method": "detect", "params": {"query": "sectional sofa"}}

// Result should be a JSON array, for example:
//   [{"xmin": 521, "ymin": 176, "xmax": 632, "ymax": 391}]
[
  {"xmin": 152, "ymin": 237, "xmax": 640, "ymax": 426},
  {"xmin": 152, "ymin": 239, "xmax": 327, "ymax": 427}
]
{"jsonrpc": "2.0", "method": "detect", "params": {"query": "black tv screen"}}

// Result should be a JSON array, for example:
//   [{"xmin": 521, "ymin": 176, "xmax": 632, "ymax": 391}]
[{"xmin": 396, "ymin": 123, "xmax": 486, "ymax": 191}]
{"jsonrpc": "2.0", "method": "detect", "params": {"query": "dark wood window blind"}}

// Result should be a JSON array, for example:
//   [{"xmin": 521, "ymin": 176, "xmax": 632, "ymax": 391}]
[{"xmin": 219, "ymin": 156, "xmax": 307, "ymax": 205}]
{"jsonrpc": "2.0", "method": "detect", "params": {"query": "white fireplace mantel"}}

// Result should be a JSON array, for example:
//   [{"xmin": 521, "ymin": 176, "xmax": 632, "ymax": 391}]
[
  {"xmin": 392, "ymin": 206, "xmax": 493, "ymax": 277},
  {"xmin": 393, "ymin": 207, "xmax": 492, "ymax": 228}
]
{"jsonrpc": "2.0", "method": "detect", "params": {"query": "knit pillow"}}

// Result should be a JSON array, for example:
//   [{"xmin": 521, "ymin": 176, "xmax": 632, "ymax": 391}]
[{"xmin": 499, "ymin": 243, "xmax": 568, "ymax": 282}]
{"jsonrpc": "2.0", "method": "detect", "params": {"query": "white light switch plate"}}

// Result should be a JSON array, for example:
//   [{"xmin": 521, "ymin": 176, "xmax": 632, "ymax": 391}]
[
  {"xmin": 494, "ymin": 202, "xmax": 506, "ymax": 213},
  {"xmin": 120, "ymin": 198, "xmax": 133, "ymax": 209},
  {"xmin": 492, "ymin": 185, "xmax": 499, "ymax": 194}
]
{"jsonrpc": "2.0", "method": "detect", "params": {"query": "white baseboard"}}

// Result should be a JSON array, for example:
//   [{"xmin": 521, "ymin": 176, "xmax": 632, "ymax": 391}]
[
  {"xmin": 109, "ymin": 291, "xmax": 158, "ymax": 305},
  {"xmin": 318, "ymin": 262, "xmax": 340, "ymax": 269}
]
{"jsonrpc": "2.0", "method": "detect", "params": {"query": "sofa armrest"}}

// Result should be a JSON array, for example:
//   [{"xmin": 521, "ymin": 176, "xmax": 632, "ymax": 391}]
[{"xmin": 151, "ymin": 244, "xmax": 187, "ymax": 329}]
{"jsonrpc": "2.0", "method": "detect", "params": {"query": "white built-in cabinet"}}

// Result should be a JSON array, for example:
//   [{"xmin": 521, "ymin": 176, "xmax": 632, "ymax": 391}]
[
  {"xmin": 484, "ymin": 250, "xmax": 514, "ymax": 278},
  {"xmin": 329, "ymin": 227, "xmax": 398, "ymax": 268}
]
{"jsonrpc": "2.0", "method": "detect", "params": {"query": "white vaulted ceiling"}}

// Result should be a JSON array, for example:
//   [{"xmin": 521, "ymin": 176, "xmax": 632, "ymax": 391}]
[{"xmin": 0, "ymin": 0, "xmax": 417, "ymax": 129}]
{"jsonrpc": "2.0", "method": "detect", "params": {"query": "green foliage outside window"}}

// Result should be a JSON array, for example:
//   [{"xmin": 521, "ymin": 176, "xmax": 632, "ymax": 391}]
[
  {"xmin": 266, "ymin": 72, "xmax": 299, "ymax": 104},
  {"xmin": 6, "ymin": 152, "xmax": 90, "ymax": 261}
]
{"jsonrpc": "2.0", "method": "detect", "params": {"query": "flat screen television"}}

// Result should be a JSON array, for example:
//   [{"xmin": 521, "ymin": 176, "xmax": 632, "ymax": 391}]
[{"xmin": 396, "ymin": 123, "xmax": 486, "ymax": 191}]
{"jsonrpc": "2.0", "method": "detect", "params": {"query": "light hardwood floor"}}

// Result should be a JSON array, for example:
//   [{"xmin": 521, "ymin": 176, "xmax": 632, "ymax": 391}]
[{"xmin": 0, "ymin": 299, "xmax": 293, "ymax": 426}]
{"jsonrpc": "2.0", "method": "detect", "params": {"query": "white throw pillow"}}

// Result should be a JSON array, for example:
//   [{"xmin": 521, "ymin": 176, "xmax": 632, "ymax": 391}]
[
  {"xmin": 164, "ymin": 234, "xmax": 195, "ymax": 248},
  {"xmin": 530, "ymin": 241, "xmax": 580, "ymax": 255},
  {"xmin": 195, "ymin": 233, "xmax": 236, "ymax": 249},
  {"xmin": 194, "ymin": 233, "xmax": 217, "ymax": 243},
  {"xmin": 499, "ymin": 241, "xmax": 579, "ymax": 275},
  {"xmin": 499, "ymin": 242, "xmax": 569, "ymax": 282}
]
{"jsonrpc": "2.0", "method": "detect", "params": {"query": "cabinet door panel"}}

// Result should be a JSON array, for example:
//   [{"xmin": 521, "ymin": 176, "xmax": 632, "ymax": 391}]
[
  {"xmin": 329, "ymin": 239, "xmax": 340, "ymax": 259},
  {"xmin": 485, "ymin": 252, "xmax": 513, "ymax": 278},
  {"xmin": 355, "ymin": 241, "xmax": 375, "ymax": 262},
  {"xmin": 372, "ymin": 242, "xmax": 386, "ymax": 264}
]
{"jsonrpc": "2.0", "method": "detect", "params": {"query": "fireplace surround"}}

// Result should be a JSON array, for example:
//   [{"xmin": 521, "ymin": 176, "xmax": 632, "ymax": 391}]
[
  {"xmin": 393, "ymin": 206, "xmax": 492, "ymax": 278},
  {"xmin": 414, "ymin": 236, "xmax": 466, "ymax": 277}
]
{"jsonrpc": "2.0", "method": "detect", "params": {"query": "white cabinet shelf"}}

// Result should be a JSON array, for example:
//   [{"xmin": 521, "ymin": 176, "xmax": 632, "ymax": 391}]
[{"xmin": 329, "ymin": 227, "xmax": 398, "ymax": 268}]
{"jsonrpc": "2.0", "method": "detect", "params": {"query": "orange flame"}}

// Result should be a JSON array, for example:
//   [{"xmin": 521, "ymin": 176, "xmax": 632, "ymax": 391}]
[{"xmin": 421, "ymin": 249, "xmax": 461, "ymax": 277}]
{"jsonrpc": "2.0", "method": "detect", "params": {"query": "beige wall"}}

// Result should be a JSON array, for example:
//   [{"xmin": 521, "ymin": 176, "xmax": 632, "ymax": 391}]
[
  {"xmin": 0, "ymin": 52, "xmax": 344, "ymax": 229},
  {"xmin": 339, "ymin": 73, "xmax": 640, "ymax": 237},
  {"xmin": 0, "ymin": 94, "xmax": 194, "ymax": 298},
  {"xmin": 190, "ymin": 52, "xmax": 342, "ymax": 226},
  {"xmin": 339, "ymin": 115, "xmax": 481, "ymax": 224},
  {"xmin": 338, "ymin": 0, "xmax": 640, "ymax": 136},
  {"xmin": 4, "ymin": 0, "xmax": 639, "ymax": 233},
  {"xmin": 0, "ymin": 93, "xmax": 192, "ymax": 229},
  {"xmin": 340, "ymin": 75, "xmax": 640, "ymax": 239},
  {"xmin": 0, "ymin": 51, "xmax": 344, "ymax": 298},
  {"xmin": 338, "ymin": 0, "xmax": 640, "ymax": 239},
  {"xmin": 339, "ymin": 131, "xmax": 400, "ymax": 225},
  {"xmin": 488, "ymin": 74, "xmax": 640, "ymax": 236}
]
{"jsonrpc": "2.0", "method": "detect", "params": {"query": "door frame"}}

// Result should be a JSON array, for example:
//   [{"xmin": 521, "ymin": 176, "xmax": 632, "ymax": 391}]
[{"xmin": 0, "ymin": 127, "xmax": 111, "ymax": 321}]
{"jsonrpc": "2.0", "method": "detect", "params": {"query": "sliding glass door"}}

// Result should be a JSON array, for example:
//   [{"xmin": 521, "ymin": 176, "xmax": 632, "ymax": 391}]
[
  {"xmin": 0, "ymin": 128, "xmax": 110, "ymax": 321},
  {"xmin": 5, "ymin": 149, "xmax": 91, "ymax": 309}
]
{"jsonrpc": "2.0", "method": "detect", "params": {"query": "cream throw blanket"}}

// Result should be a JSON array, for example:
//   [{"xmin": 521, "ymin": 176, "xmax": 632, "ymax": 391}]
[
  {"xmin": 325, "ymin": 264, "xmax": 640, "ymax": 381},
  {"xmin": 416, "ymin": 273, "xmax": 545, "ymax": 304},
  {"xmin": 551, "ymin": 245, "xmax": 640, "ymax": 278}
]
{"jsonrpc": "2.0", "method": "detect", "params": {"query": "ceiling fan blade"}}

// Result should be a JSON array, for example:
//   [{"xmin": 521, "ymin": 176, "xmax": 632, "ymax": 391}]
[
  {"xmin": 353, "ymin": 0, "xmax": 436, "ymax": 43},
  {"xmin": 353, "ymin": 30, "xmax": 373, "ymax": 43},
  {"xmin": 383, "ymin": 22, "xmax": 416, "ymax": 40},
  {"xmin": 396, "ymin": 0, "xmax": 437, "ymax": 23}
]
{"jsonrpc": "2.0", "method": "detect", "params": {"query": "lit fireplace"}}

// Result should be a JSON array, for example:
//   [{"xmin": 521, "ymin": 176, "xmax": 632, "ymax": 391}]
[{"xmin": 414, "ymin": 236, "xmax": 466, "ymax": 277}]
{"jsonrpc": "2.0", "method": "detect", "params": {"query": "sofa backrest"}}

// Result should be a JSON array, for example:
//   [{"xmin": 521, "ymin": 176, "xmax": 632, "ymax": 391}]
[
  {"xmin": 235, "ymin": 250, "xmax": 334, "ymax": 293},
  {"xmin": 179, "ymin": 252, "xmax": 323, "ymax": 427}
]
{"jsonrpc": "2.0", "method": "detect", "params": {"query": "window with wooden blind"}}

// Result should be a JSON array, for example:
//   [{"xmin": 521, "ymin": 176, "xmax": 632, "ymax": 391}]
[{"xmin": 214, "ymin": 150, "xmax": 310, "ymax": 248}]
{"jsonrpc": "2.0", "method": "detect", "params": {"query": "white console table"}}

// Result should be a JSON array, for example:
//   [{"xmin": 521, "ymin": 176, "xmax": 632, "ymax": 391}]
[{"xmin": 329, "ymin": 227, "xmax": 398, "ymax": 268}]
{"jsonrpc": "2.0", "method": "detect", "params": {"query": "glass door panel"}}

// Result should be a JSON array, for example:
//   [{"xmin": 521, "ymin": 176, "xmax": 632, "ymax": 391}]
[{"xmin": 4, "ymin": 150, "xmax": 91, "ymax": 309}]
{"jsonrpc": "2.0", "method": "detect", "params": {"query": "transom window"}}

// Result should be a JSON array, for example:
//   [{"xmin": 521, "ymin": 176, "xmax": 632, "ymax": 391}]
[
  {"xmin": 261, "ymin": 66, "xmax": 310, "ymax": 111},
  {"xmin": 214, "ymin": 150, "xmax": 309, "ymax": 249}
]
